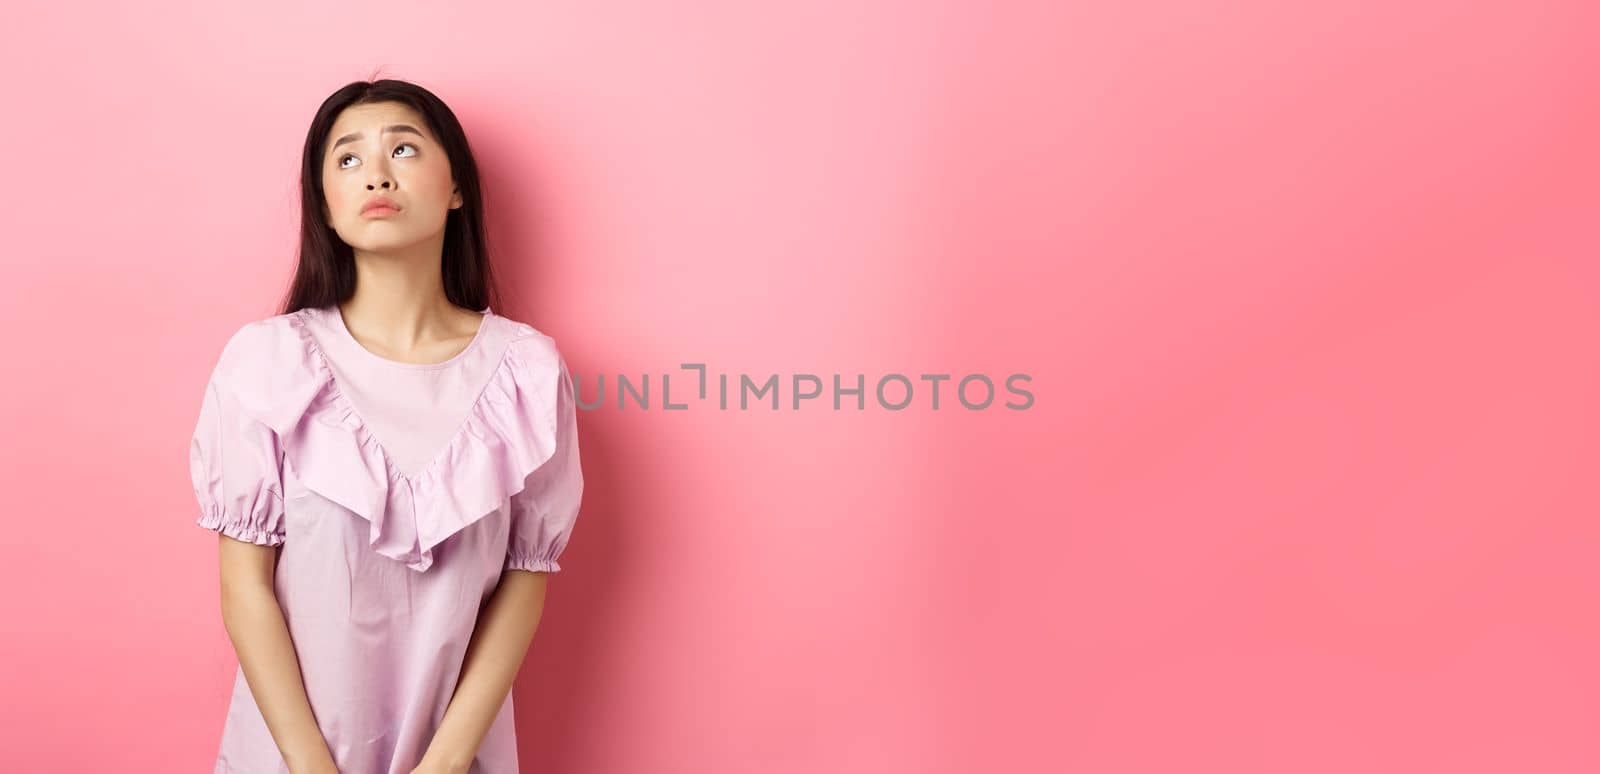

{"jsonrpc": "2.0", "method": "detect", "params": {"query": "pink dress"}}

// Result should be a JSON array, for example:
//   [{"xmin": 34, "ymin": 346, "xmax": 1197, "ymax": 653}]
[{"xmin": 188, "ymin": 304, "xmax": 584, "ymax": 774}]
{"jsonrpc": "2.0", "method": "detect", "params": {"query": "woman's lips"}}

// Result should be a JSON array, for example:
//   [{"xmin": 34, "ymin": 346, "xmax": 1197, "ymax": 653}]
[{"xmin": 361, "ymin": 206, "xmax": 401, "ymax": 218}]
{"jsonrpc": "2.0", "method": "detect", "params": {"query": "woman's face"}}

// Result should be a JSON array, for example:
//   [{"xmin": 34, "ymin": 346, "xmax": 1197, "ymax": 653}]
[{"xmin": 320, "ymin": 101, "xmax": 461, "ymax": 253}]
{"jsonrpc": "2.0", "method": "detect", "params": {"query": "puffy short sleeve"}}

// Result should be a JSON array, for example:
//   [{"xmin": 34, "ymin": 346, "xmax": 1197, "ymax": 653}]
[
  {"xmin": 189, "ymin": 327, "xmax": 287, "ymax": 546},
  {"xmin": 505, "ymin": 352, "xmax": 585, "ymax": 573}
]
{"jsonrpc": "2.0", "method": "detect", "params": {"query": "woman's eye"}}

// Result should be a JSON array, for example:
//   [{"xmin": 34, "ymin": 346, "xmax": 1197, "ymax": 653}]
[{"xmin": 336, "ymin": 144, "xmax": 417, "ymax": 169}]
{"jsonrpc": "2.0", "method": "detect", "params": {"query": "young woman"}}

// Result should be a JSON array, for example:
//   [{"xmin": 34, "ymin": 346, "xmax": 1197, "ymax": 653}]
[{"xmin": 188, "ymin": 78, "xmax": 584, "ymax": 774}]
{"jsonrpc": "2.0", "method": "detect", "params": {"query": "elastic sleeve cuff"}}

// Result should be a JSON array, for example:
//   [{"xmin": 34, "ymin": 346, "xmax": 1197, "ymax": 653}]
[
  {"xmin": 196, "ymin": 505, "xmax": 286, "ymax": 546},
  {"xmin": 504, "ymin": 553, "xmax": 562, "ymax": 573}
]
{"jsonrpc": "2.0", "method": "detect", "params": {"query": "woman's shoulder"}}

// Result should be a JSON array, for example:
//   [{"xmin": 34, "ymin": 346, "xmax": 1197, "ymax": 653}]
[
  {"xmin": 201, "ymin": 310, "xmax": 330, "ymax": 428},
  {"xmin": 486, "ymin": 311, "xmax": 570, "ymax": 372},
  {"xmin": 488, "ymin": 310, "xmax": 556, "ymax": 346},
  {"xmin": 207, "ymin": 310, "xmax": 314, "ymax": 379}
]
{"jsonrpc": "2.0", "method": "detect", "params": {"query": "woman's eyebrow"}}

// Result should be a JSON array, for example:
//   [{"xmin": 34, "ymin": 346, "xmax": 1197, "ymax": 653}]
[{"xmin": 330, "ymin": 124, "xmax": 424, "ymax": 151}]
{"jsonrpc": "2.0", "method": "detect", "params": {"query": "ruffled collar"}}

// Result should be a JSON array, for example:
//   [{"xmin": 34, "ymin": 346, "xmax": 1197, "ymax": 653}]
[{"xmin": 216, "ymin": 306, "xmax": 564, "ymax": 572}]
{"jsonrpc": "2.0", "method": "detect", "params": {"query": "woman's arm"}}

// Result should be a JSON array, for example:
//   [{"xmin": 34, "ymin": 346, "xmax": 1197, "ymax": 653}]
[
  {"xmin": 416, "ymin": 570, "xmax": 552, "ymax": 773},
  {"xmin": 217, "ymin": 538, "xmax": 339, "ymax": 774}
]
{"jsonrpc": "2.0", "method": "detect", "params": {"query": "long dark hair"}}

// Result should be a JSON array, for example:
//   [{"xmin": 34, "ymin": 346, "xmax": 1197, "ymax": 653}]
[{"xmin": 278, "ymin": 78, "xmax": 502, "ymax": 316}]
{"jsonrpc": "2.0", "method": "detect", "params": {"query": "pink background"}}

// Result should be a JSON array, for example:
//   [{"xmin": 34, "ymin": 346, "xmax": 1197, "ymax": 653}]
[{"xmin": 2, "ymin": 1, "xmax": 1597, "ymax": 772}]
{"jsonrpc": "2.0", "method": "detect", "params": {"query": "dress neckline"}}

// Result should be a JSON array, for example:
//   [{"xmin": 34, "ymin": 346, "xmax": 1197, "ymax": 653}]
[{"xmin": 330, "ymin": 304, "xmax": 493, "ymax": 370}]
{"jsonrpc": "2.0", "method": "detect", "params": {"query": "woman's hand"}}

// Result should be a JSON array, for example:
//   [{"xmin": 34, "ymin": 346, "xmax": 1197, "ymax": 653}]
[{"xmin": 409, "ymin": 757, "xmax": 470, "ymax": 774}]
